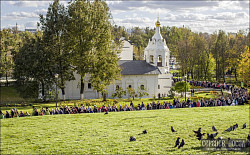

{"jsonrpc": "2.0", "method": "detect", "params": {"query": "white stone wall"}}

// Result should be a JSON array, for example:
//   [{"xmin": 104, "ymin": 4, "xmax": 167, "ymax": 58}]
[
  {"xmin": 106, "ymin": 74, "xmax": 158, "ymax": 99},
  {"xmin": 58, "ymin": 73, "xmax": 159, "ymax": 100},
  {"xmin": 119, "ymin": 40, "xmax": 133, "ymax": 60},
  {"xmin": 157, "ymin": 73, "xmax": 173, "ymax": 97}
]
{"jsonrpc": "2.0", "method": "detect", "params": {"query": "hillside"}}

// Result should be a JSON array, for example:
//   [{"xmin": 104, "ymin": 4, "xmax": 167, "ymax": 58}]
[{"xmin": 0, "ymin": 105, "xmax": 249, "ymax": 154}]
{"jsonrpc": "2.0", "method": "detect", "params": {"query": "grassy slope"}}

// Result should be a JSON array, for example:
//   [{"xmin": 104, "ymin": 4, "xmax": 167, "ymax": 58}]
[{"xmin": 1, "ymin": 105, "xmax": 249, "ymax": 154}]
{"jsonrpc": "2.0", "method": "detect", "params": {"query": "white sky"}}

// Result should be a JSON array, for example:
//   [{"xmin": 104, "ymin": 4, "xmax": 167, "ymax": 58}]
[{"xmin": 1, "ymin": 0, "xmax": 249, "ymax": 34}]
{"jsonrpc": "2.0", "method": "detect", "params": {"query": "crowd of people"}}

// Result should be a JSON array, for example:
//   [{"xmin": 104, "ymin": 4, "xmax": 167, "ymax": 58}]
[
  {"xmin": 0, "ymin": 89, "xmax": 249, "ymax": 119},
  {"xmin": 0, "ymin": 80, "xmax": 249, "ymax": 119}
]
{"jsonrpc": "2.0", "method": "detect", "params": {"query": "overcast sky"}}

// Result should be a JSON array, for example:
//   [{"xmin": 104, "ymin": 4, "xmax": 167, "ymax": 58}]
[{"xmin": 1, "ymin": 0, "xmax": 249, "ymax": 34}]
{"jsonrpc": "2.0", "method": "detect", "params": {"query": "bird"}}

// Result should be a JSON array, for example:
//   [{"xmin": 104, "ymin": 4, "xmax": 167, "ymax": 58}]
[
  {"xmin": 212, "ymin": 126, "xmax": 217, "ymax": 132},
  {"xmin": 130, "ymin": 136, "xmax": 136, "ymax": 141},
  {"xmin": 178, "ymin": 139, "xmax": 185, "ymax": 149},
  {"xmin": 217, "ymin": 137, "xmax": 222, "ymax": 140},
  {"xmin": 193, "ymin": 128, "xmax": 201, "ymax": 134},
  {"xmin": 174, "ymin": 137, "xmax": 180, "ymax": 147},
  {"xmin": 247, "ymin": 134, "xmax": 250, "ymax": 141},
  {"xmin": 104, "ymin": 111, "xmax": 108, "ymax": 115},
  {"xmin": 138, "ymin": 130, "xmax": 147, "ymax": 135},
  {"xmin": 196, "ymin": 133, "xmax": 206, "ymax": 141},
  {"xmin": 224, "ymin": 126, "xmax": 232, "ymax": 132},
  {"xmin": 242, "ymin": 123, "xmax": 246, "ymax": 129},
  {"xmin": 232, "ymin": 123, "xmax": 238, "ymax": 131},
  {"xmin": 171, "ymin": 126, "xmax": 177, "ymax": 132},
  {"xmin": 207, "ymin": 132, "xmax": 218, "ymax": 140}
]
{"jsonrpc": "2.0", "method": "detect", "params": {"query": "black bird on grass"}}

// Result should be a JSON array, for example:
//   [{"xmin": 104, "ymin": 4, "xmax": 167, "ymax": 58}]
[
  {"xmin": 197, "ymin": 133, "xmax": 206, "ymax": 141},
  {"xmin": 207, "ymin": 132, "xmax": 218, "ymax": 140},
  {"xmin": 178, "ymin": 139, "xmax": 185, "ymax": 149},
  {"xmin": 174, "ymin": 137, "xmax": 180, "ymax": 147},
  {"xmin": 247, "ymin": 134, "xmax": 250, "ymax": 141},
  {"xmin": 138, "ymin": 130, "xmax": 147, "ymax": 135},
  {"xmin": 232, "ymin": 123, "xmax": 238, "ymax": 131},
  {"xmin": 130, "ymin": 136, "xmax": 136, "ymax": 141},
  {"xmin": 193, "ymin": 128, "xmax": 201, "ymax": 134},
  {"xmin": 171, "ymin": 126, "xmax": 177, "ymax": 132},
  {"xmin": 242, "ymin": 123, "xmax": 246, "ymax": 129},
  {"xmin": 104, "ymin": 111, "xmax": 108, "ymax": 115},
  {"xmin": 212, "ymin": 126, "xmax": 217, "ymax": 132},
  {"xmin": 224, "ymin": 126, "xmax": 232, "ymax": 132}
]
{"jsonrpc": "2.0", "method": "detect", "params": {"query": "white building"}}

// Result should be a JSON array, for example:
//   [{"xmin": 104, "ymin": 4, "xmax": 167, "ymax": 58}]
[{"xmin": 58, "ymin": 18, "xmax": 172, "ymax": 100}]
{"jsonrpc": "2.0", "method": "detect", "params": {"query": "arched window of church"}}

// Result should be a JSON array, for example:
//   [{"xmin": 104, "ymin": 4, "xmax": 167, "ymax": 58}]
[
  {"xmin": 128, "ymin": 85, "xmax": 132, "ymax": 88},
  {"xmin": 88, "ymin": 83, "xmax": 92, "ymax": 89},
  {"xmin": 116, "ymin": 85, "xmax": 120, "ymax": 90},
  {"xmin": 140, "ymin": 85, "xmax": 145, "ymax": 90},
  {"xmin": 166, "ymin": 56, "xmax": 168, "ymax": 66},
  {"xmin": 157, "ymin": 55, "xmax": 162, "ymax": 66},
  {"xmin": 150, "ymin": 55, "xmax": 154, "ymax": 64}
]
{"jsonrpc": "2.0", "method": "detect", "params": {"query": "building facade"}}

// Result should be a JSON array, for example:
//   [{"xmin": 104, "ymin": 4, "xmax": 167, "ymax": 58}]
[{"xmin": 58, "ymin": 18, "xmax": 173, "ymax": 100}]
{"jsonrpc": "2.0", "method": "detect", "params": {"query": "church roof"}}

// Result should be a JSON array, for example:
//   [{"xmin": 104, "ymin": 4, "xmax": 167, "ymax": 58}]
[{"xmin": 118, "ymin": 60, "xmax": 161, "ymax": 75}]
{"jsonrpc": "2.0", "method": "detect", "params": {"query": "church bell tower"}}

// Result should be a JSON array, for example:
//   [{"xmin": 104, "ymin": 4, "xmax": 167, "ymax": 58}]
[{"xmin": 144, "ymin": 17, "xmax": 171, "ymax": 73}]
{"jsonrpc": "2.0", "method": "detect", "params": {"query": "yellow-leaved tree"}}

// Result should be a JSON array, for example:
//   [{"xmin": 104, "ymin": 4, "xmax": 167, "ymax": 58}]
[{"xmin": 237, "ymin": 46, "xmax": 250, "ymax": 87}]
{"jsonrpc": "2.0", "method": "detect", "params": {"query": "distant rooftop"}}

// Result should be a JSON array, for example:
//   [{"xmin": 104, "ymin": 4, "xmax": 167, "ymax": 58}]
[{"xmin": 119, "ymin": 60, "xmax": 161, "ymax": 75}]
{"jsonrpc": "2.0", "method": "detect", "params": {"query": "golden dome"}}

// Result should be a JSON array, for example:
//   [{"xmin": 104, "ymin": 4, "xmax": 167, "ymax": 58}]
[{"xmin": 155, "ymin": 20, "xmax": 160, "ymax": 27}]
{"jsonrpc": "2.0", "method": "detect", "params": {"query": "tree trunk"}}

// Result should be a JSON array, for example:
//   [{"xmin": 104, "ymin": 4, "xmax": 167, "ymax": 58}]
[
  {"xmin": 103, "ymin": 92, "xmax": 107, "ymax": 101},
  {"xmin": 191, "ymin": 69, "xmax": 194, "ymax": 80},
  {"xmin": 41, "ymin": 82, "xmax": 45, "ymax": 101},
  {"xmin": 215, "ymin": 58, "xmax": 218, "ymax": 81},
  {"xmin": 223, "ymin": 63, "xmax": 225, "ymax": 83},
  {"xmin": 234, "ymin": 68, "xmax": 237, "ymax": 81},
  {"xmin": 61, "ymin": 88, "xmax": 65, "ymax": 100},
  {"xmin": 5, "ymin": 73, "xmax": 8, "ymax": 86},
  {"xmin": 80, "ymin": 76, "xmax": 84, "ymax": 100}
]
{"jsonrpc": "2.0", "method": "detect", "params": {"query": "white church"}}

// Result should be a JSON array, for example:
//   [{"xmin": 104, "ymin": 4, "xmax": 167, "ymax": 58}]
[{"xmin": 59, "ymin": 18, "xmax": 173, "ymax": 99}]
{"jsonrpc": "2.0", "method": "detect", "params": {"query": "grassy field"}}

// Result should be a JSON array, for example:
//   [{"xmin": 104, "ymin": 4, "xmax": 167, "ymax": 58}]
[{"xmin": 1, "ymin": 105, "xmax": 249, "ymax": 154}]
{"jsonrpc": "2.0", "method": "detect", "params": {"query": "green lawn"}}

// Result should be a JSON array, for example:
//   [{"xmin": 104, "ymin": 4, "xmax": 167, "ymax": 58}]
[{"xmin": 1, "ymin": 105, "xmax": 249, "ymax": 154}]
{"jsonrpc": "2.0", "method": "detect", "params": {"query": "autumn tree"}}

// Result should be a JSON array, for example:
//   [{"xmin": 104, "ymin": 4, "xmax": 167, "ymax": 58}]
[{"xmin": 237, "ymin": 46, "xmax": 250, "ymax": 87}]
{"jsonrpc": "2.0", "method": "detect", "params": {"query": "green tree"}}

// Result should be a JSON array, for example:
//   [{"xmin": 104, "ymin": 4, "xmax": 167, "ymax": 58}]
[
  {"xmin": 137, "ymin": 86, "xmax": 149, "ymax": 99},
  {"xmin": 112, "ymin": 87, "xmax": 126, "ymax": 98},
  {"xmin": 67, "ymin": 0, "xmax": 95, "ymax": 99},
  {"xmin": 39, "ymin": 0, "xmax": 74, "ymax": 100},
  {"xmin": 13, "ymin": 31, "xmax": 55, "ymax": 101},
  {"xmin": 174, "ymin": 81, "xmax": 190, "ymax": 97},
  {"xmin": 0, "ymin": 29, "xmax": 18, "ymax": 86},
  {"xmin": 213, "ymin": 30, "xmax": 229, "ymax": 82},
  {"xmin": 127, "ymin": 87, "xmax": 136, "ymax": 100},
  {"xmin": 89, "ymin": 0, "xmax": 121, "ymax": 101},
  {"xmin": 68, "ymin": 0, "xmax": 121, "ymax": 100}
]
